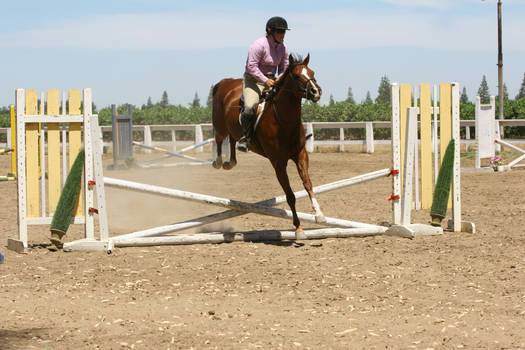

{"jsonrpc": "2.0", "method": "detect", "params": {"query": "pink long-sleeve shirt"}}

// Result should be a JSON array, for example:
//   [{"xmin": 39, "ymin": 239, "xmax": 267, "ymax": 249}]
[{"xmin": 244, "ymin": 35, "xmax": 289, "ymax": 83}]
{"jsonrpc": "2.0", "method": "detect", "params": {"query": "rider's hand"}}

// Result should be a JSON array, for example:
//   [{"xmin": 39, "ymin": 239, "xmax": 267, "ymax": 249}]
[{"xmin": 264, "ymin": 79, "xmax": 275, "ymax": 89}]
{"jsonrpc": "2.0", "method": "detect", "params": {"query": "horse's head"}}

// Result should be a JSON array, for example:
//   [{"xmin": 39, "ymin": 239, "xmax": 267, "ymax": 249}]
[{"xmin": 288, "ymin": 54, "xmax": 322, "ymax": 102}]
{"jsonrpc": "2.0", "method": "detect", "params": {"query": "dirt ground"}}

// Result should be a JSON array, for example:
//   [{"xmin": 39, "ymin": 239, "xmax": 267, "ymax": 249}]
[{"xmin": 1, "ymin": 146, "xmax": 524, "ymax": 350}]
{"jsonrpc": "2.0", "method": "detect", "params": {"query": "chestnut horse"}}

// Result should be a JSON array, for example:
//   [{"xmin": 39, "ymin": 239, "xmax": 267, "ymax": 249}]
[{"xmin": 211, "ymin": 54, "xmax": 324, "ymax": 238}]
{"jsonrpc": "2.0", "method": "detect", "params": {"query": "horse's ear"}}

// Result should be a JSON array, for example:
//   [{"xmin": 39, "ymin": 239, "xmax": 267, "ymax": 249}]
[
  {"xmin": 289, "ymin": 54, "xmax": 295, "ymax": 65},
  {"xmin": 304, "ymin": 53, "xmax": 310, "ymax": 65}
]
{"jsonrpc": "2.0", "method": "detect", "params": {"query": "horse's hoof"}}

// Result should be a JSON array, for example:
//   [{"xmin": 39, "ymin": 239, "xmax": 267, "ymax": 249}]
[
  {"xmin": 212, "ymin": 161, "xmax": 222, "ymax": 169},
  {"xmin": 295, "ymin": 227, "xmax": 307, "ymax": 240},
  {"xmin": 222, "ymin": 161, "xmax": 236, "ymax": 170},
  {"xmin": 315, "ymin": 214, "xmax": 327, "ymax": 224}
]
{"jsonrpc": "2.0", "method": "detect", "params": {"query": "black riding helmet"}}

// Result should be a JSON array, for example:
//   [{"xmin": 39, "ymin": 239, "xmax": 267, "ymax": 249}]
[{"xmin": 266, "ymin": 16, "xmax": 290, "ymax": 33}]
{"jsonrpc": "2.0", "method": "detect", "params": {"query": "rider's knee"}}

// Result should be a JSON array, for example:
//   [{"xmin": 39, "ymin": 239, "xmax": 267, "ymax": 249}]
[{"xmin": 243, "ymin": 105, "xmax": 257, "ymax": 116}]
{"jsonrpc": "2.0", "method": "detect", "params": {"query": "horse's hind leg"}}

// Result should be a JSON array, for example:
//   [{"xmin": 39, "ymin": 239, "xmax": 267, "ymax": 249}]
[
  {"xmin": 212, "ymin": 130, "xmax": 224, "ymax": 169},
  {"xmin": 293, "ymin": 148, "xmax": 326, "ymax": 223},
  {"xmin": 222, "ymin": 135, "xmax": 237, "ymax": 170},
  {"xmin": 273, "ymin": 160, "xmax": 306, "ymax": 240}
]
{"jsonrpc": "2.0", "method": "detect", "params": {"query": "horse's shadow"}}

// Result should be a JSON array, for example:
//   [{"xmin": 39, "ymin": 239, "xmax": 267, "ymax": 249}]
[
  {"xmin": 0, "ymin": 328, "xmax": 50, "ymax": 350},
  {"xmin": 220, "ymin": 229, "xmax": 323, "ymax": 248}
]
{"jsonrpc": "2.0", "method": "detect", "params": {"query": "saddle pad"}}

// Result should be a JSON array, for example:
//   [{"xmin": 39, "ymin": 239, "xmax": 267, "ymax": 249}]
[{"xmin": 238, "ymin": 101, "xmax": 266, "ymax": 131}]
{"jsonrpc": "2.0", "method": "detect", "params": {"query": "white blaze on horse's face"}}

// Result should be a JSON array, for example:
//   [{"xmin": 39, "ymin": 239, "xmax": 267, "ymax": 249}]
[
  {"xmin": 301, "ymin": 68, "xmax": 309, "ymax": 80},
  {"xmin": 301, "ymin": 67, "xmax": 321, "ymax": 102}
]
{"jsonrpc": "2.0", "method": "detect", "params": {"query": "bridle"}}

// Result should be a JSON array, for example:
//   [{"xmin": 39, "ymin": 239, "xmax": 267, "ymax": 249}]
[
  {"xmin": 268, "ymin": 65, "xmax": 321, "ymax": 103},
  {"xmin": 290, "ymin": 69, "xmax": 322, "ymax": 101},
  {"xmin": 263, "ymin": 64, "xmax": 322, "ymax": 125}
]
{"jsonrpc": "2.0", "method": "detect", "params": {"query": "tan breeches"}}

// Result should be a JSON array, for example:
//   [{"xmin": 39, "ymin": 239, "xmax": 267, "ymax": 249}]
[{"xmin": 242, "ymin": 73, "xmax": 265, "ymax": 115}]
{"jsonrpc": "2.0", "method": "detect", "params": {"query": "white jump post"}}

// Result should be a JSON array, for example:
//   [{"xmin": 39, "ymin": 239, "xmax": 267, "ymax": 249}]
[
  {"xmin": 195, "ymin": 124, "xmax": 203, "ymax": 153},
  {"xmin": 401, "ymin": 107, "xmax": 418, "ymax": 226},
  {"xmin": 476, "ymin": 95, "xmax": 525, "ymax": 171},
  {"xmin": 366, "ymin": 122, "xmax": 374, "ymax": 154},
  {"xmin": 171, "ymin": 130, "xmax": 177, "ymax": 152},
  {"xmin": 8, "ymin": 88, "xmax": 108, "ymax": 253},
  {"xmin": 390, "ymin": 82, "xmax": 473, "ymax": 234},
  {"xmin": 143, "ymin": 125, "xmax": 152, "ymax": 154},
  {"xmin": 475, "ymin": 96, "xmax": 497, "ymax": 169}
]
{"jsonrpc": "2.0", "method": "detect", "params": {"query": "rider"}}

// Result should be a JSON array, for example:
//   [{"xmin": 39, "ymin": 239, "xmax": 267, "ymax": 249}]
[{"xmin": 237, "ymin": 16, "xmax": 290, "ymax": 152}]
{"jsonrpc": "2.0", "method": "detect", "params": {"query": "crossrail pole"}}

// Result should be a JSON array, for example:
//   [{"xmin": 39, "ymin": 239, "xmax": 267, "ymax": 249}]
[{"xmin": 107, "ymin": 168, "xmax": 392, "ymax": 241}]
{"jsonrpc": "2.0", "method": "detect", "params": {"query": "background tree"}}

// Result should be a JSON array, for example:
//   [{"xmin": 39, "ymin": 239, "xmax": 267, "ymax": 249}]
[
  {"xmin": 207, "ymin": 85, "xmax": 214, "ymax": 108},
  {"xmin": 477, "ymin": 75, "xmax": 490, "ymax": 103},
  {"xmin": 494, "ymin": 83, "xmax": 509, "ymax": 102},
  {"xmin": 460, "ymin": 87, "xmax": 469, "ymax": 104},
  {"xmin": 329, "ymin": 94, "xmax": 335, "ymax": 106},
  {"xmin": 147, "ymin": 97, "xmax": 153, "ymax": 108},
  {"xmin": 191, "ymin": 92, "xmax": 201, "ymax": 107},
  {"xmin": 516, "ymin": 73, "xmax": 525, "ymax": 100},
  {"xmin": 160, "ymin": 91, "xmax": 169, "ymax": 107},
  {"xmin": 363, "ymin": 91, "xmax": 373, "ymax": 104},
  {"xmin": 346, "ymin": 87, "xmax": 355, "ymax": 104},
  {"xmin": 502, "ymin": 83, "xmax": 509, "ymax": 101},
  {"xmin": 375, "ymin": 75, "xmax": 391, "ymax": 104}
]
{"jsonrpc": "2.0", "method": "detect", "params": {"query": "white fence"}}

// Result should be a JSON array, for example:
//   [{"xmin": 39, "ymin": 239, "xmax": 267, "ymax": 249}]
[{"xmin": 2, "ymin": 120, "xmax": 525, "ymax": 154}]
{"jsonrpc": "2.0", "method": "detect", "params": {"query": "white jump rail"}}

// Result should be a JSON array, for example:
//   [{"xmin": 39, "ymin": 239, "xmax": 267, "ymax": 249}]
[
  {"xmin": 65, "ymin": 167, "xmax": 443, "ymax": 252},
  {"xmin": 132, "ymin": 138, "xmax": 213, "ymax": 168},
  {"xmin": 113, "ymin": 227, "xmax": 409, "ymax": 247},
  {"xmin": 495, "ymin": 139, "xmax": 525, "ymax": 170},
  {"xmin": 104, "ymin": 169, "xmax": 393, "ymax": 241},
  {"xmin": 63, "ymin": 89, "xmax": 446, "ymax": 253}
]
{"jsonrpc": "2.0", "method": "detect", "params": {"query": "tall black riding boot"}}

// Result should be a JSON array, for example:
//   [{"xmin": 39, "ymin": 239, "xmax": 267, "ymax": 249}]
[{"xmin": 237, "ymin": 112, "xmax": 255, "ymax": 152}]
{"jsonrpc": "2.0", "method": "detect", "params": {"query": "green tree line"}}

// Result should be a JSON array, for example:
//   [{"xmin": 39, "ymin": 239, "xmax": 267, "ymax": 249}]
[{"xmin": 2, "ymin": 75, "xmax": 525, "ymax": 140}]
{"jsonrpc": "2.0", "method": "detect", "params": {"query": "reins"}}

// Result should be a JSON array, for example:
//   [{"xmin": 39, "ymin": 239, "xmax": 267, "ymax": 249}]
[{"xmin": 263, "ymin": 66, "xmax": 315, "ymax": 124}]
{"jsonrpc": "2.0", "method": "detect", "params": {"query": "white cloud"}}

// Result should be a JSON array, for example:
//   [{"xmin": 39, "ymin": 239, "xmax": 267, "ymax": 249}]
[
  {"xmin": 380, "ymin": 0, "xmax": 457, "ymax": 10},
  {"xmin": 0, "ymin": 8, "xmax": 523, "ymax": 52},
  {"xmin": 0, "ymin": 13, "xmax": 262, "ymax": 50}
]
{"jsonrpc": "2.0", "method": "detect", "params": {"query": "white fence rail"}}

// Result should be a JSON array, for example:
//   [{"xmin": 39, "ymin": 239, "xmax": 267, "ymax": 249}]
[{"xmin": 2, "ymin": 120, "xmax": 525, "ymax": 154}]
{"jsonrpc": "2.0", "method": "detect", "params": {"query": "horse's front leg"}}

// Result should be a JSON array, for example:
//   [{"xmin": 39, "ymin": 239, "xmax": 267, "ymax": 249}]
[
  {"xmin": 273, "ymin": 160, "xmax": 306, "ymax": 240},
  {"xmin": 293, "ymin": 148, "xmax": 326, "ymax": 223}
]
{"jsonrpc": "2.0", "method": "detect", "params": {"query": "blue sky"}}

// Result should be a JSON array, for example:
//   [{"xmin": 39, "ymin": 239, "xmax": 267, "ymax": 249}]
[{"xmin": 1, "ymin": 0, "xmax": 525, "ymax": 108}]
